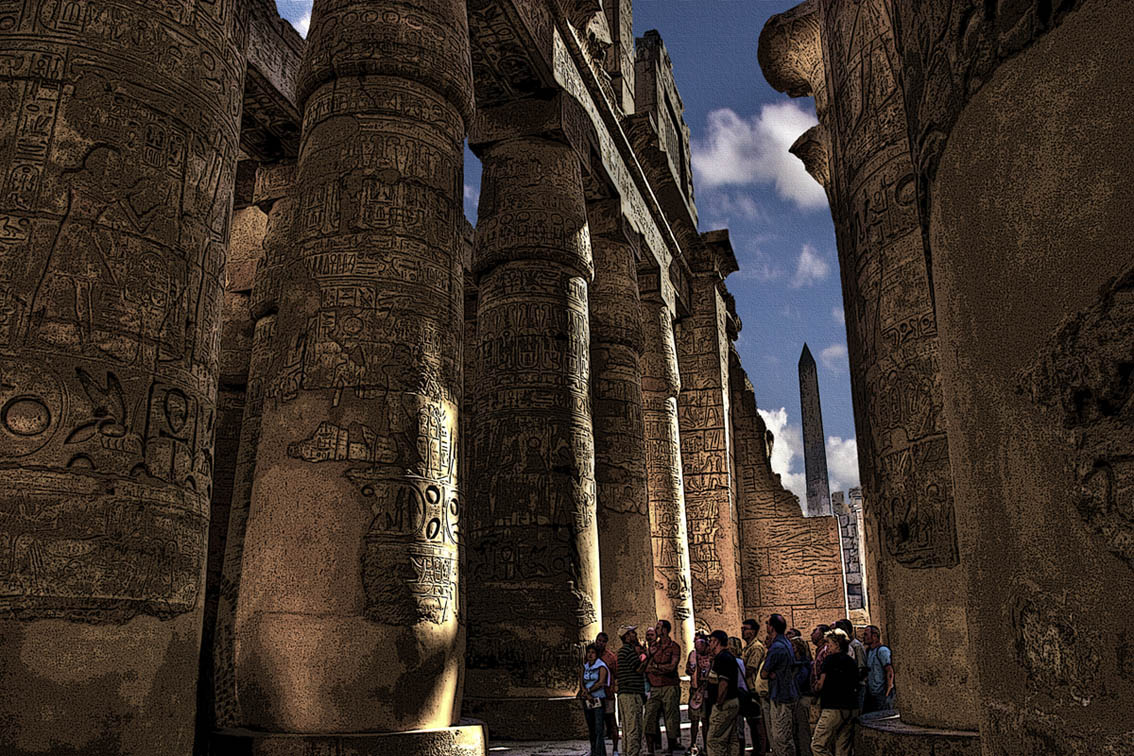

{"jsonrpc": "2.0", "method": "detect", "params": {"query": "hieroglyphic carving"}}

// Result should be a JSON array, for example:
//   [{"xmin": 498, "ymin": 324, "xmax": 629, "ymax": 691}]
[
  {"xmin": 1022, "ymin": 264, "xmax": 1134, "ymax": 571},
  {"xmin": 676, "ymin": 273, "xmax": 741, "ymax": 631},
  {"xmin": 588, "ymin": 201, "xmax": 654, "ymax": 636},
  {"xmin": 231, "ymin": 0, "xmax": 473, "ymax": 734},
  {"xmin": 640, "ymin": 277, "xmax": 695, "ymax": 652},
  {"xmin": 0, "ymin": 0, "xmax": 243, "ymax": 625},
  {"xmin": 465, "ymin": 135, "xmax": 601, "ymax": 705}
]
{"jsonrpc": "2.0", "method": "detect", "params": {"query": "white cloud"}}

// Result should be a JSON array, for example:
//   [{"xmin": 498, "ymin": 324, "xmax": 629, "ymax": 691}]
[
  {"xmin": 757, "ymin": 407, "xmax": 806, "ymax": 505},
  {"xmin": 790, "ymin": 243, "xmax": 830, "ymax": 288},
  {"xmin": 819, "ymin": 343, "xmax": 848, "ymax": 371},
  {"xmin": 832, "ymin": 306, "xmax": 845, "ymax": 325},
  {"xmin": 691, "ymin": 103, "xmax": 827, "ymax": 210},
  {"xmin": 291, "ymin": 10, "xmax": 310, "ymax": 37},
  {"xmin": 464, "ymin": 184, "xmax": 478, "ymax": 201},
  {"xmin": 701, "ymin": 189, "xmax": 764, "ymax": 227},
  {"xmin": 826, "ymin": 435, "xmax": 860, "ymax": 496}
]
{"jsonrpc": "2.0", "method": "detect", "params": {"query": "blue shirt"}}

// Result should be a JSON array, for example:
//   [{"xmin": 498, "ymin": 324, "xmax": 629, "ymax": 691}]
[
  {"xmin": 866, "ymin": 645, "xmax": 892, "ymax": 696},
  {"xmin": 765, "ymin": 635, "xmax": 799, "ymax": 703},
  {"xmin": 583, "ymin": 660, "xmax": 608, "ymax": 699}
]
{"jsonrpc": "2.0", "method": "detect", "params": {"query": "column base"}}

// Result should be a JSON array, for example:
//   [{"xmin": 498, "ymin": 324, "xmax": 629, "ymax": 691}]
[
  {"xmin": 856, "ymin": 710, "xmax": 980, "ymax": 756},
  {"xmin": 210, "ymin": 724, "xmax": 487, "ymax": 756},
  {"xmin": 462, "ymin": 696, "xmax": 589, "ymax": 740}
]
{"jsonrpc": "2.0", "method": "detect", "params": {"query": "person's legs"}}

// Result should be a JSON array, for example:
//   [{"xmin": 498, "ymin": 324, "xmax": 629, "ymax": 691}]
[
  {"xmin": 607, "ymin": 698, "xmax": 619, "ymax": 753},
  {"xmin": 619, "ymin": 693, "xmax": 645, "ymax": 756},
  {"xmin": 585, "ymin": 705, "xmax": 599, "ymax": 754},
  {"xmin": 810, "ymin": 709, "xmax": 837, "ymax": 756},
  {"xmin": 769, "ymin": 701, "xmax": 795, "ymax": 756},
  {"xmin": 833, "ymin": 711, "xmax": 854, "ymax": 756},
  {"xmin": 689, "ymin": 702, "xmax": 701, "ymax": 751},
  {"xmin": 708, "ymin": 698, "xmax": 739, "ymax": 756},
  {"xmin": 661, "ymin": 686, "xmax": 682, "ymax": 752},
  {"xmin": 792, "ymin": 698, "xmax": 811, "ymax": 756}
]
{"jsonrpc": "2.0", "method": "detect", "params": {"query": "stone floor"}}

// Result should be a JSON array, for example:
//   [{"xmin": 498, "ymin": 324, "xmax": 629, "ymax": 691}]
[{"xmin": 485, "ymin": 742, "xmax": 590, "ymax": 756}]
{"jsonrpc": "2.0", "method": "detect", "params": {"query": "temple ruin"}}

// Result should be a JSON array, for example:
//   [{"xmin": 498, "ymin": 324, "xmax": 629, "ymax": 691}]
[{"xmin": 0, "ymin": 0, "xmax": 1130, "ymax": 755}]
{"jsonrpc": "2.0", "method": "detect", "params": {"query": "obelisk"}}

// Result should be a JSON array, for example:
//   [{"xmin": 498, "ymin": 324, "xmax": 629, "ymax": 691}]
[{"xmin": 798, "ymin": 344, "xmax": 832, "ymax": 517}]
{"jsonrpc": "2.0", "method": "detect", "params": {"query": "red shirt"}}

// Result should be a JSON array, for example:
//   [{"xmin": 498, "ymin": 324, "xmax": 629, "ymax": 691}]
[
  {"xmin": 646, "ymin": 637, "xmax": 681, "ymax": 688},
  {"xmin": 601, "ymin": 649, "xmax": 618, "ymax": 696}
]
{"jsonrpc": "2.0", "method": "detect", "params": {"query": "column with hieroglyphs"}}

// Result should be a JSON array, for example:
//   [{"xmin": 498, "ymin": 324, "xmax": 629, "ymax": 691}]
[
  {"xmin": 588, "ymin": 198, "xmax": 656, "ymax": 639},
  {"xmin": 760, "ymin": 0, "xmax": 978, "ymax": 744},
  {"xmin": 0, "ymin": 2, "xmax": 244, "ymax": 753},
  {"xmin": 462, "ymin": 95, "xmax": 602, "ymax": 741},
  {"xmin": 640, "ymin": 266, "xmax": 697, "ymax": 654},
  {"xmin": 229, "ymin": 2, "xmax": 483, "ymax": 753}
]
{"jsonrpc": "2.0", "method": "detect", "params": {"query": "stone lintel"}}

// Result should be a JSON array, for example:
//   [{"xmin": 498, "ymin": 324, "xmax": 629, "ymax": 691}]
[
  {"xmin": 625, "ymin": 113, "xmax": 700, "ymax": 249},
  {"xmin": 234, "ymin": 159, "xmax": 259, "ymax": 210},
  {"xmin": 692, "ymin": 229, "xmax": 740, "ymax": 281},
  {"xmin": 212, "ymin": 725, "xmax": 488, "ymax": 756},
  {"xmin": 240, "ymin": 0, "xmax": 303, "ymax": 161},
  {"xmin": 757, "ymin": 0, "xmax": 823, "ymax": 98},
  {"xmin": 790, "ymin": 124, "xmax": 831, "ymax": 189},
  {"xmin": 470, "ymin": 93, "xmax": 599, "ymax": 177}
]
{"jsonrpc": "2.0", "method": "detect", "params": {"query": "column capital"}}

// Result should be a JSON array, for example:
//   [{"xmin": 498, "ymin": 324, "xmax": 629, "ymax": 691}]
[
  {"xmin": 790, "ymin": 124, "xmax": 831, "ymax": 189},
  {"xmin": 757, "ymin": 0, "xmax": 824, "ymax": 99},
  {"xmin": 586, "ymin": 198, "xmax": 641, "ymax": 253},
  {"xmin": 469, "ymin": 91, "xmax": 600, "ymax": 175},
  {"xmin": 252, "ymin": 160, "xmax": 296, "ymax": 211},
  {"xmin": 691, "ymin": 229, "xmax": 739, "ymax": 281}
]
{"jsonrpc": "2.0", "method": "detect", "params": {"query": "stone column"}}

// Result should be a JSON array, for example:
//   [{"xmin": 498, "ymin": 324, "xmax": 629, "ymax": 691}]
[
  {"xmin": 761, "ymin": 2, "xmax": 979, "ymax": 745},
  {"xmin": 211, "ymin": 160, "xmax": 295, "ymax": 733},
  {"xmin": 588, "ymin": 199, "xmax": 655, "ymax": 638},
  {"xmin": 0, "ymin": 2, "xmax": 243, "ymax": 753},
  {"xmin": 463, "ymin": 129, "xmax": 601, "ymax": 740},
  {"xmin": 640, "ymin": 269, "xmax": 696, "ymax": 654},
  {"xmin": 228, "ymin": 2, "xmax": 482, "ymax": 753},
  {"xmin": 675, "ymin": 238, "xmax": 743, "ymax": 634},
  {"xmin": 887, "ymin": 1, "xmax": 1134, "ymax": 752}
]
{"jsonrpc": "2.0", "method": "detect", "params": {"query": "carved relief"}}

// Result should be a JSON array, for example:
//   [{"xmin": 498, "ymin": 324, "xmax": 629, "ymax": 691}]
[{"xmin": 0, "ymin": 0, "xmax": 243, "ymax": 624}]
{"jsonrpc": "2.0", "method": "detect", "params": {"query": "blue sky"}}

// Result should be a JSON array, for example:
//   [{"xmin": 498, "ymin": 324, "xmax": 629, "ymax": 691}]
[{"xmin": 272, "ymin": 1, "xmax": 860, "ymax": 501}]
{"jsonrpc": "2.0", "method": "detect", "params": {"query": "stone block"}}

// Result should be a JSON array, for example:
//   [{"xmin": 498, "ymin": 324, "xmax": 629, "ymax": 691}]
[
  {"xmin": 855, "ymin": 712, "xmax": 980, "ymax": 756},
  {"xmin": 760, "ymin": 574, "xmax": 815, "ymax": 605}
]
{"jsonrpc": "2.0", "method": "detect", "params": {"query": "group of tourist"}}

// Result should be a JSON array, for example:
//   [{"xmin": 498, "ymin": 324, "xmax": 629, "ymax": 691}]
[{"xmin": 578, "ymin": 616, "xmax": 895, "ymax": 756}]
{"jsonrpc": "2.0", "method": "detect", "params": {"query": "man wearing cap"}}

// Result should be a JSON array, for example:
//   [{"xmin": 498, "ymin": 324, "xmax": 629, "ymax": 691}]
[{"xmin": 616, "ymin": 626, "xmax": 648, "ymax": 756}]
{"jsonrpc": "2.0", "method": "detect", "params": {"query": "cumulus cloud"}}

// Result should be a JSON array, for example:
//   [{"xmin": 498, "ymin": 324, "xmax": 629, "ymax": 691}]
[
  {"xmin": 832, "ymin": 306, "xmax": 845, "ymax": 325},
  {"xmin": 757, "ymin": 407, "xmax": 807, "ymax": 505},
  {"xmin": 826, "ymin": 435, "xmax": 861, "ymax": 496},
  {"xmin": 790, "ymin": 244, "xmax": 831, "ymax": 288},
  {"xmin": 819, "ymin": 343, "xmax": 848, "ymax": 371},
  {"xmin": 292, "ymin": 10, "xmax": 310, "ymax": 36},
  {"xmin": 701, "ymin": 189, "xmax": 764, "ymax": 228},
  {"xmin": 692, "ymin": 103, "xmax": 827, "ymax": 210}
]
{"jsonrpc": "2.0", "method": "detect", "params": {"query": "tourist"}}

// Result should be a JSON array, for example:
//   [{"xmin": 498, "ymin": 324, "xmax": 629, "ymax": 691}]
[
  {"xmin": 760, "ymin": 613, "xmax": 798, "ymax": 756},
  {"xmin": 740, "ymin": 619, "xmax": 769, "ymax": 755},
  {"xmin": 727, "ymin": 637, "xmax": 752, "ymax": 754},
  {"xmin": 616, "ymin": 626, "xmax": 648, "ymax": 756},
  {"xmin": 834, "ymin": 619, "xmax": 867, "ymax": 711},
  {"xmin": 810, "ymin": 625, "xmax": 831, "ymax": 689},
  {"xmin": 580, "ymin": 643, "xmax": 611, "ymax": 756},
  {"xmin": 687, "ymin": 634, "xmax": 713, "ymax": 753},
  {"xmin": 644, "ymin": 620, "xmax": 683, "ymax": 755},
  {"xmin": 705, "ymin": 630, "xmax": 741, "ymax": 756},
  {"xmin": 862, "ymin": 625, "xmax": 895, "ymax": 713},
  {"xmin": 644, "ymin": 626, "xmax": 662, "ymax": 747},
  {"xmin": 788, "ymin": 637, "xmax": 813, "ymax": 756},
  {"xmin": 811, "ymin": 629, "xmax": 859, "ymax": 756},
  {"xmin": 597, "ymin": 632, "xmax": 621, "ymax": 755},
  {"xmin": 786, "ymin": 629, "xmax": 801, "ymax": 640}
]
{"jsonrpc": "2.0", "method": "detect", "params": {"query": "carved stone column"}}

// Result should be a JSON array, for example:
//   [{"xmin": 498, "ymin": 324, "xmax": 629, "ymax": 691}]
[
  {"xmin": 675, "ymin": 233, "xmax": 743, "ymax": 634},
  {"xmin": 887, "ymin": 1, "xmax": 1134, "ymax": 752},
  {"xmin": 640, "ymin": 268, "xmax": 696, "ymax": 654},
  {"xmin": 211, "ymin": 160, "xmax": 294, "ymax": 733},
  {"xmin": 588, "ymin": 199, "xmax": 655, "ymax": 638},
  {"xmin": 463, "ymin": 125, "xmax": 601, "ymax": 740},
  {"xmin": 761, "ymin": 2, "xmax": 979, "ymax": 745},
  {"xmin": 0, "ymin": 3, "xmax": 243, "ymax": 753},
  {"xmin": 228, "ymin": 2, "xmax": 483, "ymax": 753}
]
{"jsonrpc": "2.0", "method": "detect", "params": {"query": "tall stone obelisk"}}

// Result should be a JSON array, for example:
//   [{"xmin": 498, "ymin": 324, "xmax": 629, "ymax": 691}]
[{"xmin": 798, "ymin": 344, "xmax": 832, "ymax": 517}]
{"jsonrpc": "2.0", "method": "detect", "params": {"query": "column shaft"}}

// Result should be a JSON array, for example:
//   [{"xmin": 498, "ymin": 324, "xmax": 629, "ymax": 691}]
[
  {"xmin": 640, "ymin": 291, "xmax": 696, "ymax": 654},
  {"xmin": 589, "ymin": 216, "xmax": 654, "ymax": 638},
  {"xmin": 0, "ymin": 2, "xmax": 243, "ymax": 753},
  {"xmin": 232, "ymin": 0, "xmax": 473, "ymax": 734},
  {"xmin": 676, "ymin": 277, "xmax": 743, "ymax": 633},
  {"xmin": 464, "ymin": 136, "xmax": 601, "ymax": 739}
]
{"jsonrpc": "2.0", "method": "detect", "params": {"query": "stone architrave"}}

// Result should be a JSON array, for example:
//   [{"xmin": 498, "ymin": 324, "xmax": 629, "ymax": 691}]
[
  {"xmin": 231, "ymin": 1, "xmax": 480, "ymax": 749},
  {"xmin": 729, "ymin": 353, "xmax": 847, "ymax": 633},
  {"xmin": 0, "ymin": 2, "xmax": 244, "ymax": 753},
  {"xmin": 798, "ymin": 344, "xmax": 832, "ymax": 517},
  {"xmin": 886, "ymin": 1, "xmax": 1134, "ymax": 752},
  {"xmin": 588, "ymin": 199, "xmax": 655, "ymax": 639},
  {"xmin": 463, "ymin": 130, "xmax": 601, "ymax": 740},
  {"xmin": 675, "ymin": 237, "xmax": 742, "ymax": 633},
  {"xmin": 761, "ymin": 0, "xmax": 977, "ymax": 733},
  {"xmin": 640, "ymin": 270, "xmax": 696, "ymax": 653}
]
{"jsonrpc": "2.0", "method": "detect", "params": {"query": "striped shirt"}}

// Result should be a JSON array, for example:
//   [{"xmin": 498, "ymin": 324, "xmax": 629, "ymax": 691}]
[{"xmin": 616, "ymin": 643, "xmax": 647, "ymax": 696}]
